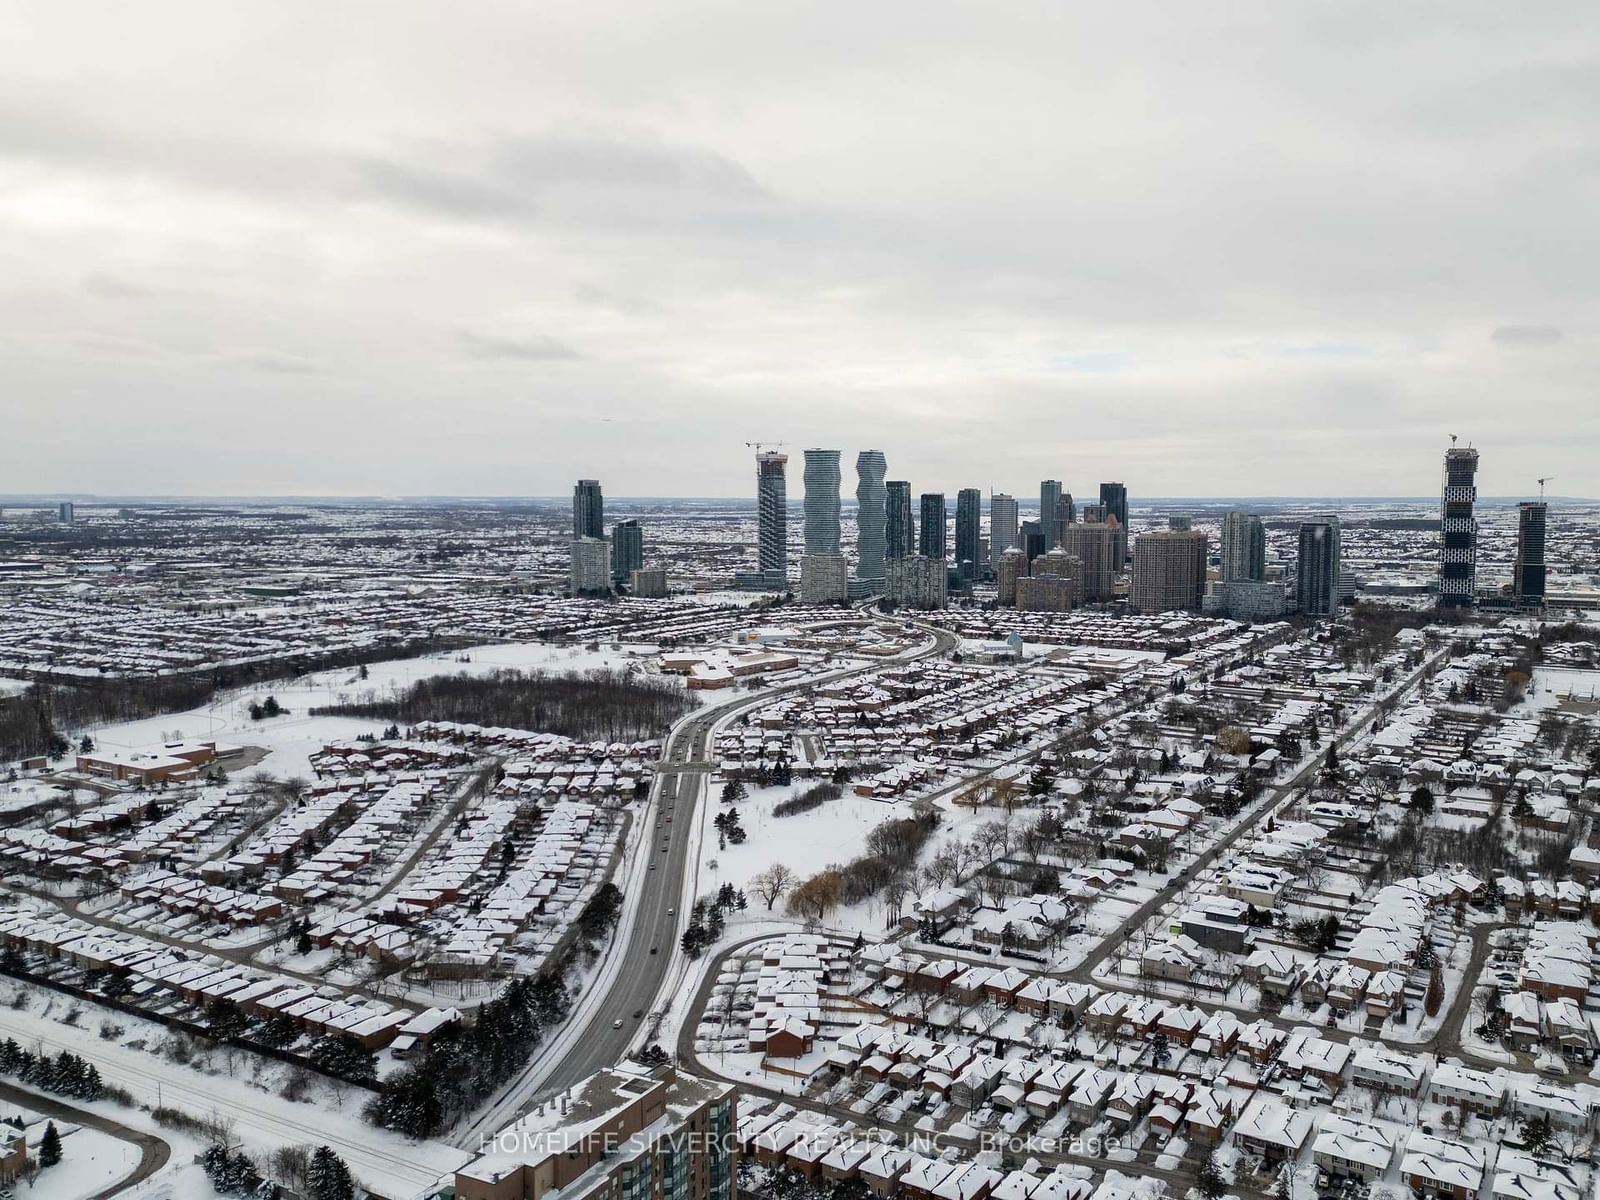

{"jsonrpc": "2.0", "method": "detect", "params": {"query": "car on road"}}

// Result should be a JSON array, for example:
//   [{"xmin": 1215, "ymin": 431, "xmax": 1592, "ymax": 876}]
[
  {"xmin": 667, "ymin": 908, "xmax": 675, "ymax": 916},
  {"xmin": 613, "ymin": 1019, "xmax": 624, "ymax": 1029},
  {"xmin": 634, "ymin": 1009, "xmax": 644, "ymax": 1019}
]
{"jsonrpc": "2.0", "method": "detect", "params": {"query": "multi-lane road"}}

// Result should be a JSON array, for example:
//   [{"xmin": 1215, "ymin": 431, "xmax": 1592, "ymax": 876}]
[{"xmin": 460, "ymin": 618, "xmax": 958, "ymax": 1145}]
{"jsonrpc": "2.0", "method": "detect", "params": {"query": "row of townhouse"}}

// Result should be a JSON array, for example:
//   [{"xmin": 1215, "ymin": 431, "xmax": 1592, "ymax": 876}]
[
  {"xmin": 1238, "ymin": 1103, "xmax": 1582, "ymax": 1200},
  {"xmin": 1518, "ymin": 921, "xmax": 1597, "ymax": 1005},
  {"xmin": 271, "ymin": 778, "xmax": 449, "ymax": 903},
  {"xmin": 426, "ymin": 799, "xmax": 613, "ymax": 977},
  {"xmin": 118, "ymin": 869, "xmax": 284, "ymax": 924},
  {"xmin": 748, "ymin": 935, "xmax": 853, "ymax": 1056},
  {"xmin": 0, "ymin": 902, "xmax": 457, "ymax": 1052},
  {"xmin": 824, "ymin": 1021, "xmax": 1230, "ymax": 1139}
]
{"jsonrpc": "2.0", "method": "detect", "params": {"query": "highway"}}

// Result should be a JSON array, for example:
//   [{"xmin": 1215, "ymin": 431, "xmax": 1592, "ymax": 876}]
[{"xmin": 459, "ymin": 617, "xmax": 958, "ymax": 1145}]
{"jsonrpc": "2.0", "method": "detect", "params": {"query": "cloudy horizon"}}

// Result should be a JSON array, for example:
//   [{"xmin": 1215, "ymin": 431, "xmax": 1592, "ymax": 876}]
[{"xmin": 4, "ymin": 2, "xmax": 1596, "ymax": 498}]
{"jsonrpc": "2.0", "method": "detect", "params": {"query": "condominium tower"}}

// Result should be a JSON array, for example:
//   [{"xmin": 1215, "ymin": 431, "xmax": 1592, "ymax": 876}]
[
  {"xmin": 802, "ymin": 448, "xmax": 842, "ymax": 554},
  {"xmin": 756, "ymin": 450, "xmax": 788, "ymax": 586},
  {"xmin": 855, "ymin": 450, "xmax": 888, "ymax": 584},
  {"xmin": 572, "ymin": 479, "xmax": 603, "ymax": 540},
  {"xmin": 611, "ymin": 518, "xmax": 643, "ymax": 584},
  {"xmin": 919, "ymin": 493, "xmax": 947, "ymax": 561},
  {"xmin": 1297, "ymin": 518, "xmax": 1342, "ymax": 617},
  {"xmin": 1130, "ymin": 529, "xmax": 1207, "ymax": 614},
  {"xmin": 1514, "ymin": 501, "xmax": 1547, "ymax": 608},
  {"xmin": 1040, "ymin": 480, "xmax": 1063, "ymax": 548},
  {"xmin": 1439, "ymin": 444, "xmax": 1479, "ymax": 609},
  {"xmin": 990, "ymin": 493, "xmax": 1019, "ymax": 557},
  {"xmin": 955, "ymin": 488, "xmax": 982, "ymax": 579},
  {"xmin": 1099, "ymin": 482, "xmax": 1129, "ymax": 563},
  {"xmin": 1051, "ymin": 494, "xmax": 1076, "ymax": 548},
  {"xmin": 1060, "ymin": 520, "xmax": 1121, "ymax": 602},
  {"xmin": 1220, "ymin": 512, "xmax": 1267, "ymax": 582},
  {"xmin": 885, "ymin": 481, "xmax": 915, "ymax": 559}
]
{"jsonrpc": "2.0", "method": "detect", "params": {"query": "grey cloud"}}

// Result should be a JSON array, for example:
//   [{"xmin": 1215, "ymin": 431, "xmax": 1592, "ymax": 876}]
[
  {"xmin": 355, "ymin": 131, "xmax": 766, "ymax": 224},
  {"xmin": 573, "ymin": 284, "xmax": 664, "ymax": 317},
  {"xmin": 82, "ymin": 272, "xmax": 147, "ymax": 299},
  {"xmin": 2, "ymin": 3, "xmax": 1598, "ymax": 496},
  {"xmin": 459, "ymin": 332, "xmax": 584, "ymax": 361},
  {"xmin": 1491, "ymin": 325, "xmax": 1563, "ymax": 347},
  {"xmin": 223, "ymin": 350, "xmax": 322, "ymax": 375}
]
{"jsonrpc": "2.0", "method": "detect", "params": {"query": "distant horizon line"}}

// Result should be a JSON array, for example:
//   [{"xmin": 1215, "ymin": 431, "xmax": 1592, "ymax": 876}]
[{"xmin": 4, "ymin": 493, "xmax": 1590, "ymax": 506}]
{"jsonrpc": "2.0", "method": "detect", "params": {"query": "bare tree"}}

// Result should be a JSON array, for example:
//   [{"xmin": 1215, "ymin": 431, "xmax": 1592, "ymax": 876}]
[{"xmin": 750, "ymin": 863, "xmax": 797, "ymax": 911}]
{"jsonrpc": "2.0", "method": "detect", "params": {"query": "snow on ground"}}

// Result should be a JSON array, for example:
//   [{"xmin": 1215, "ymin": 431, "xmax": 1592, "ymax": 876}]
[
  {"xmin": 691, "ymin": 779, "xmax": 1006, "ymax": 937},
  {"xmin": 0, "ymin": 1101, "xmax": 132, "ymax": 1200},
  {"xmin": 0, "ymin": 998, "xmax": 468, "ymax": 1198},
  {"xmin": 0, "ymin": 775, "xmax": 72, "ymax": 815},
  {"xmin": 676, "ymin": 591, "xmax": 777, "ymax": 608},
  {"xmin": 1528, "ymin": 666, "xmax": 1600, "ymax": 711},
  {"xmin": 61, "ymin": 639, "xmax": 666, "ymax": 781}
]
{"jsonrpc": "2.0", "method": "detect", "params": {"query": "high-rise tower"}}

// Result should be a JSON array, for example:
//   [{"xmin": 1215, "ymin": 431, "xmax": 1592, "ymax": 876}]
[
  {"xmin": 1297, "ymin": 518, "xmax": 1342, "ymax": 618},
  {"xmin": 1051, "ymin": 495, "xmax": 1076, "ymax": 549},
  {"xmin": 1130, "ymin": 529, "xmax": 1208, "ymax": 614},
  {"xmin": 611, "ymin": 518, "xmax": 643, "ymax": 583},
  {"xmin": 802, "ymin": 449, "xmax": 842, "ymax": 554},
  {"xmin": 756, "ymin": 451, "xmax": 788, "ymax": 586},
  {"xmin": 1040, "ymin": 481, "xmax": 1063, "ymax": 548},
  {"xmin": 1220, "ymin": 511, "xmax": 1266, "ymax": 583},
  {"xmin": 1099, "ymin": 482, "xmax": 1128, "ymax": 563},
  {"xmin": 990, "ymin": 493, "xmax": 1019, "ymax": 558},
  {"xmin": 919, "ymin": 493, "xmax": 947, "ymax": 561},
  {"xmin": 885, "ymin": 481, "xmax": 915, "ymax": 559},
  {"xmin": 1515, "ymin": 501, "xmax": 1547, "ymax": 608},
  {"xmin": 1439, "ymin": 445, "xmax": 1479, "ymax": 609},
  {"xmin": 855, "ymin": 451, "xmax": 888, "ymax": 584},
  {"xmin": 955, "ymin": 488, "xmax": 982, "ymax": 579},
  {"xmin": 573, "ymin": 479, "xmax": 604, "ymax": 540}
]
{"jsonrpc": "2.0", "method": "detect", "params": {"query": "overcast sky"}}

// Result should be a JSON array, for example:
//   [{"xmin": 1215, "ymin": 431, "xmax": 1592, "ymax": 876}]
[{"xmin": 3, "ymin": 2, "xmax": 1596, "ymax": 499}]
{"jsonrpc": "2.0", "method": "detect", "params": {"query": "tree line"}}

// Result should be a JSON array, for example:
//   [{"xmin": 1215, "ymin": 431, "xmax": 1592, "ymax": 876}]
[
  {"xmin": 366, "ymin": 966, "xmax": 572, "ymax": 1137},
  {"xmin": 0, "ymin": 1040, "xmax": 104, "ymax": 1100},
  {"xmin": 310, "ymin": 667, "xmax": 694, "ymax": 744},
  {"xmin": 0, "ymin": 636, "xmax": 468, "ymax": 761}
]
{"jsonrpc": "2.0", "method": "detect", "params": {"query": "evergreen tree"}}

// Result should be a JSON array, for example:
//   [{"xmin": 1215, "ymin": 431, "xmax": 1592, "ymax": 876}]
[
  {"xmin": 307, "ymin": 1144, "xmax": 357, "ymax": 1200},
  {"xmin": 1195, "ymin": 1153, "xmax": 1226, "ymax": 1200},
  {"xmin": 39, "ymin": 1121, "xmax": 61, "ymax": 1168}
]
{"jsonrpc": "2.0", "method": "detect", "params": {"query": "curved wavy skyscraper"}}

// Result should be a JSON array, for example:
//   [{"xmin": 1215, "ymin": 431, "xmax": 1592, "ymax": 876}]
[
  {"xmin": 803, "ymin": 448, "xmax": 842, "ymax": 554},
  {"xmin": 855, "ymin": 450, "xmax": 887, "ymax": 584}
]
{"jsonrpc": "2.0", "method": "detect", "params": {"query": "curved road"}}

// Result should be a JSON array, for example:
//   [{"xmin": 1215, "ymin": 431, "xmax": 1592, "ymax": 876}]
[
  {"xmin": 0, "ymin": 1079, "xmax": 170, "ymax": 1200},
  {"xmin": 460, "ymin": 618, "xmax": 959, "ymax": 1143}
]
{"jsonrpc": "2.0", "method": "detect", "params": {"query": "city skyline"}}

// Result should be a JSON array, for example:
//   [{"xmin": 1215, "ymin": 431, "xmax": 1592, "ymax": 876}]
[{"xmin": 5, "ymin": 7, "xmax": 1600, "ymax": 1198}]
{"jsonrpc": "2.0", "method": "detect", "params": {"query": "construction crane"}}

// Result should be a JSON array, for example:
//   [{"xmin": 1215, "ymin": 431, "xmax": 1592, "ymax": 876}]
[
  {"xmin": 1538, "ymin": 476, "xmax": 1555, "ymax": 500},
  {"xmin": 744, "ymin": 440, "xmax": 789, "ymax": 456}
]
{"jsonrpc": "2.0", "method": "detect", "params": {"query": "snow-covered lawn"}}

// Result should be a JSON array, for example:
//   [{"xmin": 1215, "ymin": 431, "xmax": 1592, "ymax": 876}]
[
  {"xmin": 1, "ymin": 1105, "xmax": 133, "ymax": 1200},
  {"xmin": 58, "ymin": 639, "xmax": 666, "ymax": 782},
  {"xmin": 0, "ymin": 984, "xmax": 467, "ymax": 1197}
]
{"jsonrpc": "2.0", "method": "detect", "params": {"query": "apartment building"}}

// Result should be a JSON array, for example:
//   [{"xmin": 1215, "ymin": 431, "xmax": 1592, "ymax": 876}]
[{"xmin": 456, "ymin": 1064, "xmax": 737, "ymax": 1200}]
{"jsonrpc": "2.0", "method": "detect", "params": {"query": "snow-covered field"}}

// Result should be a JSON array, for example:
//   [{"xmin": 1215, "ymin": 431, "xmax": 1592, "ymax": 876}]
[
  {"xmin": 0, "ymin": 997, "xmax": 467, "ymax": 1198},
  {"xmin": 62, "ymin": 639, "xmax": 664, "ymax": 781},
  {"xmin": 692, "ymin": 779, "xmax": 1004, "ymax": 937},
  {"xmin": 1529, "ymin": 666, "xmax": 1600, "ymax": 710}
]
